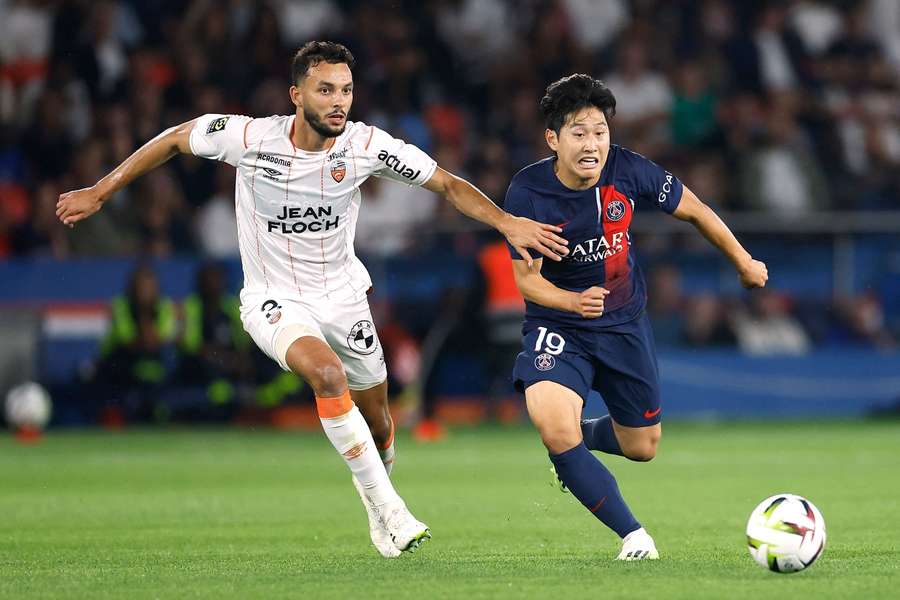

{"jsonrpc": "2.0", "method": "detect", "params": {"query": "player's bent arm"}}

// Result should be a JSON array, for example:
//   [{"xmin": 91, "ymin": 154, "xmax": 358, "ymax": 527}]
[
  {"xmin": 672, "ymin": 186, "xmax": 768, "ymax": 289},
  {"xmin": 511, "ymin": 259, "xmax": 608, "ymax": 318},
  {"xmin": 57, "ymin": 119, "xmax": 197, "ymax": 226},
  {"xmin": 422, "ymin": 168, "xmax": 568, "ymax": 265}
]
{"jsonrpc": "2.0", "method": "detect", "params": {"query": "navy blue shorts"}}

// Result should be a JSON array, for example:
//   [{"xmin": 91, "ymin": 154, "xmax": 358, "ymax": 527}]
[{"xmin": 512, "ymin": 311, "xmax": 661, "ymax": 428}]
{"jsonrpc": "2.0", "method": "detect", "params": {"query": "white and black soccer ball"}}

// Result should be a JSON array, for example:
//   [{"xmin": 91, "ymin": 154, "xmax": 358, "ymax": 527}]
[
  {"xmin": 4, "ymin": 382, "xmax": 52, "ymax": 430},
  {"xmin": 746, "ymin": 493, "xmax": 826, "ymax": 573}
]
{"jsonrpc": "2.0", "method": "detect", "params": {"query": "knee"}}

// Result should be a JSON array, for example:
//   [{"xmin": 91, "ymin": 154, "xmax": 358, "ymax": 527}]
[
  {"xmin": 307, "ymin": 361, "xmax": 347, "ymax": 397},
  {"xmin": 622, "ymin": 431, "xmax": 660, "ymax": 462},
  {"xmin": 538, "ymin": 425, "xmax": 582, "ymax": 455}
]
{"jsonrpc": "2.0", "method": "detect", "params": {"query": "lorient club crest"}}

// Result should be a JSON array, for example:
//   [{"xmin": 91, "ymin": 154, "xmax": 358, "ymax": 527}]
[
  {"xmin": 330, "ymin": 160, "xmax": 347, "ymax": 183},
  {"xmin": 347, "ymin": 320, "xmax": 377, "ymax": 355}
]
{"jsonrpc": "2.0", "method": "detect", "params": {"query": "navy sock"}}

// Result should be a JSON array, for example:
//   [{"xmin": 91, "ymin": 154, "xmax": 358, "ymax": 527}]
[
  {"xmin": 549, "ymin": 442, "xmax": 640, "ymax": 538},
  {"xmin": 581, "ymin": 416, "xmax": 623, "ymax": 456}
]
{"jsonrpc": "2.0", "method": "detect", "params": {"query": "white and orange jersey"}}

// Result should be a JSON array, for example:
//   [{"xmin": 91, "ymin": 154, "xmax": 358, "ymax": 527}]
[{"xmin": 189, "ymin": 114, "xmax": 437, "ymax": 302}]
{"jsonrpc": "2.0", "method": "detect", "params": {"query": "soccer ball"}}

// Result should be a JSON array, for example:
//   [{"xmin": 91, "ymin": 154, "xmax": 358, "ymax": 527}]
[
  {"xmin": 4, "ymin": 382, "xmax": 52, "ymax": 430},
  {"xmin": 746, "ymin": 493, "xmax": 826, "ymax": 573}
]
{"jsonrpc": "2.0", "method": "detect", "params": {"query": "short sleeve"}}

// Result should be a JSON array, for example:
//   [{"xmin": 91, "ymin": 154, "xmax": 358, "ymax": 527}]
[
  {"xmin": 503, "ymin": 181, "xmax": 542, "ymax": 260},
  {"xmin": 624, "ymin": 149, "xmax": 683, "ymax": 214},
  {"xmin": 366, "ymin": 126, "xmax": 437, "ymax": 186},
  {"xmin": 189, "ymin": 114, "xmax": 252, "ymax": 167}
]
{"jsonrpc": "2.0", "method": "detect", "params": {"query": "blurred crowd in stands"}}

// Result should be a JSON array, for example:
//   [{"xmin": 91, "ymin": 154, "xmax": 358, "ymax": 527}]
[{"xmin": 1, "ymin": 0, "xmax": 898, "ymax": 379}]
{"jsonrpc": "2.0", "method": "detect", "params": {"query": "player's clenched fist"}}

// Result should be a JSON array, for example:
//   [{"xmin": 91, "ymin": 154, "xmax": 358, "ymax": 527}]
[
  {"xmin": 571, "ymin": 286, "xmax": 609, "ymax": 318},
  {"xmin": 56, "ymin": 186, "xmax": 105, "ymax": 227},
  {"xmin": 738, "ymin": 258, "xmax": 768, "ymax": 289}
]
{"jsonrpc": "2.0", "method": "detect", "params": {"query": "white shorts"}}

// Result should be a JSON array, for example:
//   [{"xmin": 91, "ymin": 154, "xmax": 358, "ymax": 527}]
[{"xmin": 240, "ymin": 291, "xmax": 387, "ymax": 391}]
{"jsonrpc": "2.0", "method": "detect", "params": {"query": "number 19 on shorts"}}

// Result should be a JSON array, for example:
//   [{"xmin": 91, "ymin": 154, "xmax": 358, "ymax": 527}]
[{"xmin": 534, "ymin": 327, "xmax": 566, "ymax": 355}]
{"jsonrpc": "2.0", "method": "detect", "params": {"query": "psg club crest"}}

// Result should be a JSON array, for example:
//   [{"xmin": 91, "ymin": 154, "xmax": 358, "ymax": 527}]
[
  {"xmin": 606, "ymin": 199, "xmax": 626, "ymax": 222},
  {"xmin": 330, "ymin": 160, "xmax": 347, "ymax": 183},
  {"xmin": 348, "ymin": 320, "xmax": 377, "ymax": 354},
  {"xmin": 534, "ymin": 353, "xmax": 556, "ymax": 371}
]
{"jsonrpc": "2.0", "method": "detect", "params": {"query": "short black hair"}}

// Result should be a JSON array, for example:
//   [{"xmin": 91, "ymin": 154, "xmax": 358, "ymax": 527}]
[
  {"xmin": 540, "ymin": 74, "xmax": 616, "ymax": 133},
  {"xmin": 291, "ymin": 41, "xmax": 355, "ymax": 85}
]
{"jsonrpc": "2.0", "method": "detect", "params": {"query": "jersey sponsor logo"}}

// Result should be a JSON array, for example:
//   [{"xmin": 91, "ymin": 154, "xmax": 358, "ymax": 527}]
[
  {"xmin": 644, "ymin": 407, "xmax": 661, "ymax": 419},
  {"xmin": 258, "ymin": 152, "xmax": 291, "ymax": 168},
  {"xmin": 568, "ymin": 232, "xmax": 625, "ymax": 263},
  {"xmin": 269, "ymin": 205, "xmax": 340, "ymax": 234},
  {"xmin": 330, "ymin": 159, "xmax": 346, "ymax": 183},
  {"xmin": 261, "ymin": 299, "xmax": 282, "ymax": 324},
  {"xmin": 206, "ymin": 116, "xmax": 229, "ymax": 134},
  {"xmin": 347, "ymin": 320, "xmax": 377, "ymax": 355},
  {"xmin": 658, "ymin": 172, "xmax": 674, "ymax": 204},
  {"xmin": 606, "ymin": 199, "xmax": 625, "ymax": 221},
  {"xmin": 377, "ymin": 149, "xmax": 421, "ymax": 181},
  {"xmin": 534, "ymin": 353, "xmax": 556, "ymax": 371}
]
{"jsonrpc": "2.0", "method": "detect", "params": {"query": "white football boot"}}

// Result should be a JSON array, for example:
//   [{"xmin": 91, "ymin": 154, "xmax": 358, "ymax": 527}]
[
  {"xmin": 375, "ymin": 501, "xmax": 431, "ymax": 552},
  {"xmin": 352, "ymin": 476, "xmax": 402, "ymax": 558},
  {"xmin": 616, "ymin": 527, "xmax": 660, "ymax": 561}
]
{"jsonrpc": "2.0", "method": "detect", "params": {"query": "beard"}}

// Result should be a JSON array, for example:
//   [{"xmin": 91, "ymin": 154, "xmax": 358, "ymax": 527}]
[{"xmin": 304, "ymin": 106, "xmax": 345, "ymax": 138}]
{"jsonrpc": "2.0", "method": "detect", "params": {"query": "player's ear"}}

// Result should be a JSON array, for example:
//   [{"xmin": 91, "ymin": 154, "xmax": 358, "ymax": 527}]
[
  {"xmin": 289, "ymin": 85, "xmax": 302, "ymax": 109},
  {"xmin": 545, "ymin": 128, "xmax": 559, "ymax": 152}
]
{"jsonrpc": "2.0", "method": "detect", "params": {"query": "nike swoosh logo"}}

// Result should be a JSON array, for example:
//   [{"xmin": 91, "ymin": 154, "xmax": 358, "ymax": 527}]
[{"xmin": 644, "ymin": 408, "xmax": 661, "ymax": 419}]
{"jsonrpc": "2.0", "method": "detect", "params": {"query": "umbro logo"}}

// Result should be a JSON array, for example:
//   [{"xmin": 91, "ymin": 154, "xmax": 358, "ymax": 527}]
[{"xmin": 261, "ymin": 167, "xmax": 282, "ymax": 180}]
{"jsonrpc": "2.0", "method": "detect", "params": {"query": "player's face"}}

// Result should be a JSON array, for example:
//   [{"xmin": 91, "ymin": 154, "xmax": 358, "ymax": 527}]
[
  {"xmin": 291, "ymin": 62, "xmax": 354, "ymax": 138},
  {"xmin": 546, "ymin": 107, "xmax": 610, "ymax": 187}
]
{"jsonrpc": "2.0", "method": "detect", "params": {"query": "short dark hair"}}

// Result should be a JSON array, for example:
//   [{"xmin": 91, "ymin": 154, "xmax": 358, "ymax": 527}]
[
  {"xmin": 291, "ymin": 41, "xmax": 355, "ymax": 85},
  {"xmin": 540, "ymin": 74, "xmax": 616, "ymax": 133}
]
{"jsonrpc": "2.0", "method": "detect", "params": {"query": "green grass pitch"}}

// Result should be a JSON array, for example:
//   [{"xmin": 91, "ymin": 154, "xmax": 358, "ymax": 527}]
[{"xmin": 1, "ymin": 420, "xmax": 898, "ymax": 599}]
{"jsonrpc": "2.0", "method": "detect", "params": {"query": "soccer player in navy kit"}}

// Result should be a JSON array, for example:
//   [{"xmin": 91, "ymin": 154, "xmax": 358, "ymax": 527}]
[{"xmin": 505, "ymin": 74, "xmax": 768, "ymax": 560}]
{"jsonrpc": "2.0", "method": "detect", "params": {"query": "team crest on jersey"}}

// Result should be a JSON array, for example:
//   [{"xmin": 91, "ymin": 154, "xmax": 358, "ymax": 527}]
[
  {"xmin": 347, "ymin": 320, "xmax": 377, "ymax": 355},
  {"xmin": 206, "ymin": 116, "xmax": 229, "ymax": 134},
  {"xmin": 534, "ymin": 353, "xmax": 556, "ymax": 371},
  {"xmin": 330, "ymin": 160, "xmax": 347, "ymax": 183},
  {"xmin": 606, "ymin": 200, "xmax": 626, "ymax": 222}
]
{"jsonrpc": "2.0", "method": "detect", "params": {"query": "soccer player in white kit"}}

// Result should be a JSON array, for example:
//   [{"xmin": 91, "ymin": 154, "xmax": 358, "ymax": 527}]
[{"xmin": 56, "ymin": 41, "xmax": 569, "ymax": 557}]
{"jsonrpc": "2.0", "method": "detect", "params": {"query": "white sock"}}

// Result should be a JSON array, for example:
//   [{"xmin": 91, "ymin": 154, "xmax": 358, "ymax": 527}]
[{"xmin": 320, "ymin": 404, "xmax": 401, "ymax": 507}]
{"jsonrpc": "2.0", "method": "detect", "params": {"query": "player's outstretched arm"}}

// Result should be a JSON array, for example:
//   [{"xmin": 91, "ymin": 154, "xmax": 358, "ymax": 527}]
[
  {"xmin": 56, "ymin": 119, "xmax": 197, "ymax": 227},
  {"xmin": 422, "ymin": 167, "xmax": 569, "ymax": 266},
  {"xmin": 672, "ymin": 186, "xmax": 768, "ymax": 289},
  {"xmin": 511, "ymin": 258, "xmax": 609, "ymax": 318}
]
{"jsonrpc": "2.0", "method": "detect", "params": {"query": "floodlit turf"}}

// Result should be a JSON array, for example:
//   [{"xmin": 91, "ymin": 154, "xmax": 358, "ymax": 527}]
[{"xmin": 1, "ymin": 421, "xmax": 898, "ymax": 599}]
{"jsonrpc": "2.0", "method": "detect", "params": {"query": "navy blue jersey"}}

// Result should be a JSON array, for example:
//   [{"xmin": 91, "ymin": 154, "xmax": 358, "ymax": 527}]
[{"xmin": 504, "ymin": 145, "xmax": 683, "ymax": 330}]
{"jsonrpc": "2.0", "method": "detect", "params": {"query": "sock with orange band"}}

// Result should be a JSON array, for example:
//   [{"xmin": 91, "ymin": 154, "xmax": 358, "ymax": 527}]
[
  {"xmin": 379, "ymin": 416, "xmax": 396, "ymax": 476},
  {"xmin": 317, "ymin": 391, "xmax": 400, "ymax": 507}
]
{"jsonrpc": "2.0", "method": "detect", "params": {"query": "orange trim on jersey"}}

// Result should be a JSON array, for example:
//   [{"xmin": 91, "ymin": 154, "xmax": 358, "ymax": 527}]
[
  {"xmin": 379, "ymin": 416, "xmax": 395, "ymax": 450},
  {"xmin": 316, "ymin": 390, "xmax": 354, "ymax": 418},
  {"xmin": 364, "ymin": 125, "xmax": 374, "ymax": 150}
]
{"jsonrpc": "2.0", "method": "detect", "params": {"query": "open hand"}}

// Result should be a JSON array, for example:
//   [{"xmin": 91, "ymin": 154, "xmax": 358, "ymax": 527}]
[
  {"xmin": 56, "ymin": 186, "xmax": 105, "ymax": 227},
  {"xmin": 502, "ymin": 215, "xmax": 568, "ymax": 266}
]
